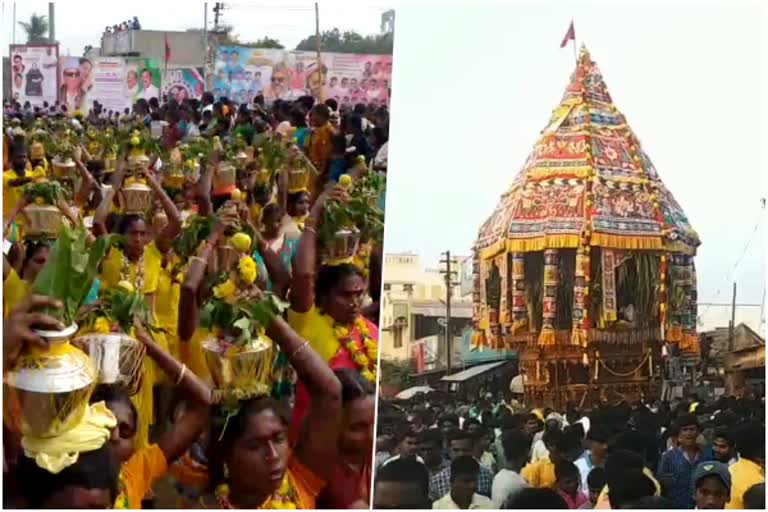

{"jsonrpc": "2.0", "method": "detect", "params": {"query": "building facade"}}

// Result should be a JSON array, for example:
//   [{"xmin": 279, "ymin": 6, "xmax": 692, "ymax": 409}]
[{"xmin": 379, "ymin": 252, "xmax": 472, "ymax": 363}]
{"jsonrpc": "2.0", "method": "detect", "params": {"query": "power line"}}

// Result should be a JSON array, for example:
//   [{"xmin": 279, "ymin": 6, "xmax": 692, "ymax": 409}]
[{"xmin": 698, "ymin": 203, "xmax": 765, "ymax": 320}]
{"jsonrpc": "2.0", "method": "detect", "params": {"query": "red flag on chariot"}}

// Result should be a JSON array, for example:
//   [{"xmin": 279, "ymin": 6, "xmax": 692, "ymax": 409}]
[{"xmin": 560, "ymin": 21, "xmax": 575, "ymax": 48}]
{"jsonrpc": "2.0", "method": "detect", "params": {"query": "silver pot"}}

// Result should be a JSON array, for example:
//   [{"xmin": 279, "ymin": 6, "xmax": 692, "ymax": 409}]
[
  {"xmin": 73, "ymin": 333, "xmax": 146, "ymax": 396},
  {"xmin": 4, "ymin": 335, "xmax": 96, "ymax": 437},
  {"xmin": 202, "ymin": 335, "xmax": 273, "ymax": 390}
]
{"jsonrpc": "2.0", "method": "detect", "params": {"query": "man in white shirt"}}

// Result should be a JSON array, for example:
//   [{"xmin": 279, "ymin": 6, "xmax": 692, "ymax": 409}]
[
  {"xmin": 574, "ymin": 425, "xmax": 609, "ymax": 495},
  {"xmin": 139, "ymin": 69, "xmax": 159, "ymax": 101},
  {"xmin": 434, "ymin": 456, "xmax": 494, "ymax": 509},
  {"xmin": 492, "ymin": 430, "xmax": 530, "ymax": 508}
]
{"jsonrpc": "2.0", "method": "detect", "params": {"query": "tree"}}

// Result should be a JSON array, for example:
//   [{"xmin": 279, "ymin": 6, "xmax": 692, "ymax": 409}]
[
  {"xmin": 18, "ymin": 13, "xmax": 49, "ymax": 45},
  {"xmin": 212, "ymin": 26, "xmax": 284, "ymax": 49},
  {"xmin": 295, "ymin": 28, "xmax": 393, "ymax": 55},
  {"xmin": 251, "ymin": 36, "xmax": 284, "ymax": 49},
  {"xmin": 380, "ymin": 357, "xmax": 415, "ymax": 389}
]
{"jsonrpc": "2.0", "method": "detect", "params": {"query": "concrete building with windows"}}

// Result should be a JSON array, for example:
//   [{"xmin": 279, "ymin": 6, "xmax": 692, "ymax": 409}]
[{"xmin": 379, "ymin": 252, "xmax": 472, "ymax": 363}]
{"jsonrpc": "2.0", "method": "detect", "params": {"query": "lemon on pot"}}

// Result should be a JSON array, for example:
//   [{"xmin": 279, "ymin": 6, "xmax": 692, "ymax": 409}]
[
  {"xmin": 231, "ymin": 188, "xmax": 244, "ymax": 201},
  {"xmin": 338, "ymin": 174, "xmax": 353, "ymax": 188},
  {"xmin": 130, "ymin": 136, "xmax": 141, "ymax": 146},
  {"xmin": 117, "ymin": 281, "xmax": 135, "ymax": 293},
  {"xmin": 230, "ymin": 232, "xmax": 252, "ymax": 253}
]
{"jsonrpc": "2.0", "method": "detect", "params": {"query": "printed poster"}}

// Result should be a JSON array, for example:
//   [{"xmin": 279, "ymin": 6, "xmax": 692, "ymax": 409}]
[
  {"xmin": 88, "ymin": 57, "xmax": 130, "ymax": 113},
  {"xmin": 125, "ymin": 58, "xmax": 161, "ymax": 103},
  {"xmin": 213, "ymin": 47, "xmax": 393, "ymax": 107},
  {"xmin": 322, "ymin": 53, "xmax": 392, "ymax": 108},
  {"xmin": 162, "ymin": 67, "xmax": 205, "ymax": 102},
  {"xmin": 59, "ymin": 56, "xmax": 93, "ymax": 113},
  {"xmin": 10, "ymin": 44, "xmax": 59, "ymax": 107}
]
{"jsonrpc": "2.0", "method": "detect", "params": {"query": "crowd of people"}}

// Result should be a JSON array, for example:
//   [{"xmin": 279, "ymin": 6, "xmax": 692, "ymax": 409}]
[
  {"xmin": 373, "ymin": 389, "xmax": 765, "ymax": 509},
  {"xmin": 104, "ymin": 17, "xmax": 142, "ymax": 36},
  {"xmin": 2, "ymin": 90, "xmax": 387, "ymax": 509}
]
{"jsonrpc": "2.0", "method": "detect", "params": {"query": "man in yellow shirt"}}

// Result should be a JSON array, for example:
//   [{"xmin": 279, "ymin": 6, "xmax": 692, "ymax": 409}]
[
  {"xmin": 726, "ymin": 422, "xmax": 765, "ymax": 509},
  {"xmin": 521, "ymin": 427, "xmax": 582, "ymax": 489}
]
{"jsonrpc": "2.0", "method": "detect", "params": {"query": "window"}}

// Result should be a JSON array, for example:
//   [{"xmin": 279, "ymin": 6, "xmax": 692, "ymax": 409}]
[
  {"xmin": 394, "ymin": 329, "xmax": 403, "ymax": 349},
  {"xmin": 403, "ymin": 283, "xmax": 414, "ymax": 293},
  {"xmin": 383, "ymin": 283, "xmax": 391, "ymax": 291}
]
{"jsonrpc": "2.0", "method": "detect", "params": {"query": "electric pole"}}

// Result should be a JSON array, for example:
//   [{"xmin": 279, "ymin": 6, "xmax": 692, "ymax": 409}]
[
  {"xmin": 440, "ymin": 251, "xmax": 459, "ymax": 372},
  {"xmin": 213, "ymin": 2, "xmax": 224, "ymax": 30},
  {"xmin": 48, "ymin": 3, "xmax": 55, "ymax": 44}
]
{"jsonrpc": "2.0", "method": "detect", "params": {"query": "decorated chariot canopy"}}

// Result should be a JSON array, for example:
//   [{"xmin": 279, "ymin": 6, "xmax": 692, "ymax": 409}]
[{"xmin": 472, "ymin": 46, "xmax": 700, "ymax": 359}]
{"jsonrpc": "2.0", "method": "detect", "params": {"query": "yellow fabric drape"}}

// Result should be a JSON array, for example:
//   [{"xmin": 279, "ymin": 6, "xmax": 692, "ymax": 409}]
[{"xmin": 22, "ymin": 401, "xmax": 116, "ymax": 474}]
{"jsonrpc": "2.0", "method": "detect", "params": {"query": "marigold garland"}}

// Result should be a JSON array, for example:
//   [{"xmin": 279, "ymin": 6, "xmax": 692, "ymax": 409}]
[
  {"xmin": 332, "ymin": 317, "xmax": 378, "ymax": 384},
  {"xmin": 215, "ymin": 472, "xmax": 300, "ymax": 509}
]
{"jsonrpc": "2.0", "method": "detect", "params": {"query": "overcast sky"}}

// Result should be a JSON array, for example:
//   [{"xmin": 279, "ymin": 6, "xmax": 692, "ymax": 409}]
[
  {"xmin": 2, "ymin": 0, "xmax": 388, "ymax": 56},
  {"xmin": 384, "ymin": 0, "xmax": 766, "ymax": 307}
]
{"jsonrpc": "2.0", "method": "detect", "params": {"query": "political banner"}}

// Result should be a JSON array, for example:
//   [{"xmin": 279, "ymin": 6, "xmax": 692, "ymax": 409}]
[
  {"xmin": 10, "ymin": 44, "xmax": 59, "ymax": 107},
  {"xmin": 59, "ymin": 56, "xmax": 93, "ymax": 113},
  {"xmin": 213, "ymin": 47, "xmax": 393, "ymax": 108},
  {"xmin": 88, "ymin": 57, "xmax": 131, "ymax": 113},
  {"xmin": 125, "ymin": 58, "xmax": 161, "ymax": 103},
  {"xmin": 322, "ymin": 53, "xmax": 392, "ymax": 109},
  {"xmin": 162, "ymin": 67, "xmax": 205, "ymax": 102}
]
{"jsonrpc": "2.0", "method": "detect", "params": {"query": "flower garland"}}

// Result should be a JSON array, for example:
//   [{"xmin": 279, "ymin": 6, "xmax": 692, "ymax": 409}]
[
  {"xmin": 113, "ymin": 474, "xmax": 130, "ymax": 509},
  {"xmin": 120, "ymin": 249, "xmax": 145, "ymax": 293},
  {"xmin": 333, "ymin": 317, "xmax": 378, "ymax": 384},
  {"xmin": 215, "ymin": 473, "xmax": 300, "ymax": 509}
]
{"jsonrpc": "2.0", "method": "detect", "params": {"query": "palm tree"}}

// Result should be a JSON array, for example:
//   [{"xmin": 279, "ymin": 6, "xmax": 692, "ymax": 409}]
[{"xmin": 18, "ymin": 13, "xmax": 49, "ymax": 44}]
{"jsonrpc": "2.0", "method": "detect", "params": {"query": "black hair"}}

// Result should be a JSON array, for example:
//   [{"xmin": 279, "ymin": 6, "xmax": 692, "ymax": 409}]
[
  {"xmin": 624, "ymin": 495, "xmax": 678, "ymax": 509},
  {"xmin": 208, "ymin": 396, "xmax": 289, "ymax": 492},
  {"xmin": 261, "ymin": 202, "xmax": 284, "ymax": 222},
  {"xmin": 116, "ymin": 213, "xmax": 145, "ymax": 235},
  {"xmin": 607, "ymin": 469, "xmax": 656, "ymax": 509},
  {"xmin": 504, "ymin": 488, "xmax": 568, "ymax": 509},
  {"xmin": 297, "ymin": 95, "xmax": 315, "ymax": 112},
  {"xmin": 346, "ymin": 113, "xmax": 363, "ymax": 134},
  {"xmin": 543, "ymin": 428, "xmax": 562, "ymax": 449},
  {"xmin": 743, "ymin": 482, "xmax": 765, "ymax": 510},
  {"xmin": 587, "ymin": 467, "xmax": 607, "ymax": 490},
  {"xmin": 324, "ymin": 98, "xmax": 338, "ymax": 111},
  {"xmin": 439, "ymin": 413, "xmax": 460, "ymax": 427},
  {"xmin": 450, "ymin": 455, "xmax": 479, "ymax": 482},
  {"xmin": 315, "ymin": 263, "xmax": 365, "ymax": 306},
  {"xmin": 16, "ymin": 444, "xmax": 119, "ymax": 508},
  {"xmin": 91, "ymin": 384, "xmax": 138, "ymax": 430},
  {"xmin": 375, "ymin": 457, "xmax": 430, "ymax": 502},
  {"xmin": 417, "ymin": 428, "xmax": 444, "ymax": 446},
  {"xmin": 587, "ymin": 424, "xmax": 611, "ymax": 443},
  {"xmin": 605, "ymin": 449, "xmax": 644, "ymax": 483},
  {"xmin": 555, "ymin": 460, "xmax": 580, "ymax": 482},
  {"xmin": 676, "ymin": 413, "xmax": 699, "ymax": 429},
  {"xmin": 311, "ymin": 103, "xmax": 330, "ymax": 121},
  {"xmin": 713, "ymin": 426, "xmax": 735, "ymax": 446},
  {"xmin": 21, "ymin": 239, "xmax": 51, "ymax": 273},
  {"xmin": 334, "ymin": 367, "xmax": 375, "ymax": 404},
  {"xmin": 289, "ymin": 106, "xmax": 307, "ymax": 128},
  {"xmin": 447, "ymin": 429, "xmax": 474, "ymax": 446},
  {"xmin": 353, "ymin": 103, "xmax": 366, "ymax": 115},
  {"xmin": 501, "ymin": 430, "xmax": 532, "ymax": 462},
  {"xmin": 286, "ymin": 190, "xmax": 309, "ymax": 207},
  {"xmin": 733, "ymin": 421, "xmax": 764, "ymax": 461}
]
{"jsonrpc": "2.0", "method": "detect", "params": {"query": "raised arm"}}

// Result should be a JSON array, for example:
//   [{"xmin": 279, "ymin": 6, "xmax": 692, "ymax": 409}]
[
  {"xmin": 92, "ymin": 157, "xmax": 127, "ymax": 237},
  {"xmin": 289, "ymin": 186, "xmax": 346, "ymax": 313},
  {"xmin": 144, "ymin": 169, "xmax": 182, "ymax": 244},
  {"xmin": 134, "ymin": 322, "xmax": 212, "ymax": 462},
  {"xmin": 265, "ymin": 316, "xmax": 341, "ymax": 480},
  {"xmin": 178, "ymin": 221, "xmax": 226, "ymax": 342}
]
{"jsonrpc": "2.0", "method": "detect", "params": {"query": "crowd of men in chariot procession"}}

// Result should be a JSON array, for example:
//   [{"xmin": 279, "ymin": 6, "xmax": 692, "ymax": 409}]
[
  {"xmin": 373, "ymin": 387, "xmax": 765, "ymax": 510},
  {"xmin": 2, "ymin": 89, "xmax": 387, "ymax": 509}
]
